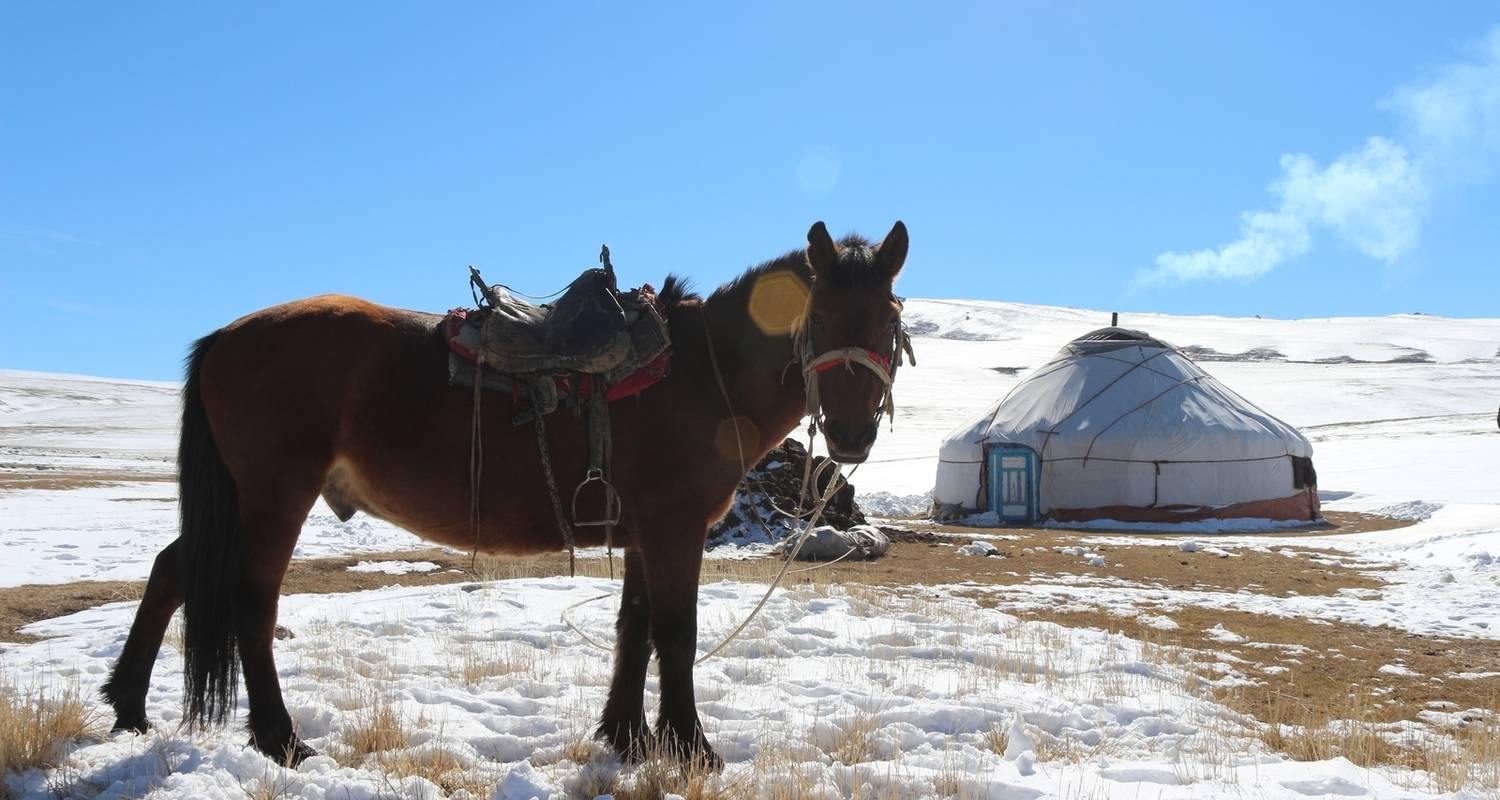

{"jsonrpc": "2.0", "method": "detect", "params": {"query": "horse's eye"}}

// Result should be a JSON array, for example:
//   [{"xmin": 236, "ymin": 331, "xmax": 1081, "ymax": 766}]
[{"xmin": 810, "ymin": 313, "xmax": 825, "ymax": 330}]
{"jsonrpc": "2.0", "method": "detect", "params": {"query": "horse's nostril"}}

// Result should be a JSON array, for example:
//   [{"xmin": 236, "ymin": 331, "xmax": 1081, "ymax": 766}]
[{"xmin": 826, "ymin": 419, "xmax": 877, "ymax": 452}]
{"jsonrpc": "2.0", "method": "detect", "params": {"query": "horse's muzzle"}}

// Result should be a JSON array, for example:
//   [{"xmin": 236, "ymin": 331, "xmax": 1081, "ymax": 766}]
[{"xmin": 824, "ymin": 418, "xmax": 877, "ymax": 464}]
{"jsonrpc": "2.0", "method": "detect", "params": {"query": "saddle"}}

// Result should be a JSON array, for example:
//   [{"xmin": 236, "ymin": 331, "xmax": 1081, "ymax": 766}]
[
  {"xmin": 446, "ymin": 256, "xmax": 671, "ymax": 420},
  {"xmin": 477, "ymin": 266, "xmax": 633, "ymax": 376}
]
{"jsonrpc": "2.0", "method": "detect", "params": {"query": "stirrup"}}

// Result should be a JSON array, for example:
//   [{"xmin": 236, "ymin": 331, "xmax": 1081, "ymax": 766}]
[{"xmin": 571, "ymin": 468, "xmax": 622, "ymax": 527}]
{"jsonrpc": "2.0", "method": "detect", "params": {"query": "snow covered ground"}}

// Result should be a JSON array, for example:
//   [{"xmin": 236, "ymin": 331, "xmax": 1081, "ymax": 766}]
[
  {"xmin": 1, "ymin": 300, "xmax": 1498, "ymax": 798},
  {"xmin": 1, "ymin": 579, "xmax": 1469, "ymax": 799}
]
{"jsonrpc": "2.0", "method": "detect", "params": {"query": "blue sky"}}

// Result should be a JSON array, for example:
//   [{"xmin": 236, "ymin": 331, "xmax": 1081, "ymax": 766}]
[{"xmin": 3, "ymin": 3, "xmax": 1497, "ymax": 380}]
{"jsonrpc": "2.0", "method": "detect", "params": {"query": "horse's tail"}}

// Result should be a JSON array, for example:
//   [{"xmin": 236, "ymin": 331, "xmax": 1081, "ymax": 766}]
[{"xmin": 178, "ymin": 330, "xmax": 243, "ymax": 728}]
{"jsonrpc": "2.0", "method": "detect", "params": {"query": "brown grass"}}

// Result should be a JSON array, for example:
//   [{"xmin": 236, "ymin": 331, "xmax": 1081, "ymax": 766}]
[
  {"xmin": 0, "ymin": 680, "xmax": 100, "ymax": 781},
  {"xmin": 982, "ymin": 725, "xmax": 1009, "ymax": 756},
  {"xmin": 0, "ymin": 549, "xmax": 487, "ymax": 643},
  {"xmin": 339, "ymin": 691, "xmax": 409, "ymax": 758},
  {"xmin": 450, "ymin": 641, "xmax": 537, "ymax": 686},
  {"xmin": 372, "ymin": 742, "xmax": 495, "ymax": 798},
  {"xmin": 826, "ymin": 713, "xmax": 880, "ymax": 765},
  {"xmin": 0, "ymin": 472, "xmax": 173, "ymax": 492},
  {"xmin": 1246, "ymin": 687, "xmax": 1500, "ymax": 795},
  {"xmin": 606, "ymin": 739, "xmax": 737, "ymax": 800},
  {"xmin": 1007, "ymin": 604, "xmax": 1500, "ymax": 728}
]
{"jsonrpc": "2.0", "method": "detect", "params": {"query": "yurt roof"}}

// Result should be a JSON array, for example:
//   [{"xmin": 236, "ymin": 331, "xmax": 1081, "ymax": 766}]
[
  {"xmin": 939, "ymin": 327, "xmax": 1312, "ymax": 464},
  {"xmin": 1067, "ymin": 326, "xmax": 1171, "ymax": 350}
]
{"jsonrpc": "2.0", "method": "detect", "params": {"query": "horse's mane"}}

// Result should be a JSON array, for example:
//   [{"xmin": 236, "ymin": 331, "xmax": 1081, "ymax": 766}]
[
  {"xmin": 657, "ymin": 274, "xmax": 700, "ymax": 309},
  {"xmin": 658, "ymin": 233, "xmax": 877, "ymax": 313}
]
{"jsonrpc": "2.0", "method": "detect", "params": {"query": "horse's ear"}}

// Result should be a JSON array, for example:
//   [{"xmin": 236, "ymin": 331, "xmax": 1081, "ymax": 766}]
[
  {"xmin": 876, "ymin": 220, "xmax": 908, "ymax": 279},
  {"xmin": 805, "ymin": 221, "xmax": 839, "ymax": 277}
]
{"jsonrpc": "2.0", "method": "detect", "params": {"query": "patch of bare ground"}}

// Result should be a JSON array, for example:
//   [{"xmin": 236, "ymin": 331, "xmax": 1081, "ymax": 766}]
[
  {"xmin": 0, "ymin": 472, "xmax": 174, "ymax": 492},
  {"xmin": 1011, "ymin": 604, "xmax": 1500, "ymax": 723},
  {"xmin": 0, "ymin": 549, "xmax": 488, "ymax": 644},
  {"xmin": 0, "ymin": 511, "xmax": 1400, "ymax": 644},
  {"xmin": 795, "ymin": 533, "xmax": 1389, "ymax": 598},
  {"xmin": 1003, "ymin": 603, "xmax": 1500, "ymax": 786}
]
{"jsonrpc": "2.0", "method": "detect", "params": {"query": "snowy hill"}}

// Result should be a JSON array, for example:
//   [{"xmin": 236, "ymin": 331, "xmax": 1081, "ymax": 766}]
[
  {"xmin": 859, "ymin": 300, "xmax": 1500, "ymax": 501},
  {"xmin": 3, "ymin": 302, "xmax": 1497, "ymax": 504},
  {"xmin": 0, "ymin": 369, "xmax": 179, "ymax": 477}
]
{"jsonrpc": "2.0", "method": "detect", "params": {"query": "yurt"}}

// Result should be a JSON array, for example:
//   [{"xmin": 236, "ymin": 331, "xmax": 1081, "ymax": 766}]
[{"xmin": 934, "ymin": 327, "xmax": 1319, "ymax": 524}]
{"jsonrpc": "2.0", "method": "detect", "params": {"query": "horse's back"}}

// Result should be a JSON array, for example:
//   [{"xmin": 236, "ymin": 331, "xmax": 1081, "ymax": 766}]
[
  {"xmin": 221, "ymin": 294, "xmax": 439, "ymax": 336},
  {"xmin": 196, "ymin": 295, "xmax": 449, "ymax": 496}
]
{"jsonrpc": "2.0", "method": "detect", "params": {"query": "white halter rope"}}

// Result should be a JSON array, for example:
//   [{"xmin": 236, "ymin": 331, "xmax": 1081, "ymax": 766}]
[{"xmin": 561, "ymin": 299, "xmax": 916, "ymax": 664}]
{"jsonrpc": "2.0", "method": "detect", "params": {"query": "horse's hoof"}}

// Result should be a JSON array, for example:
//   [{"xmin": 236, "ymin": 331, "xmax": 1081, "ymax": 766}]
[
  {"xmin": 249, "ymin": 733, "xmax": 317, "ymax": 767},
  {"xmin": 654, "ymin": 728, "xmax": 723, "ymax": 772},
  {"xmin": 692, "ymin": 744, "xmax": 724, "ymax": 773},
  {"xmin": 596, "ymin": 717, "xmax": 650, "ymax": 762},
  {"xmin": 111, "ymin": 717, "xmax": 149, "ymax": 735}
]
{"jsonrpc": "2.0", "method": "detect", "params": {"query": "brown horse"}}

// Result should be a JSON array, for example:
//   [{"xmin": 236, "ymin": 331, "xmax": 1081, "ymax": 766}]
[{"xmin": 100, "ymin": 220, "xmax": 909, "ymax": 767}]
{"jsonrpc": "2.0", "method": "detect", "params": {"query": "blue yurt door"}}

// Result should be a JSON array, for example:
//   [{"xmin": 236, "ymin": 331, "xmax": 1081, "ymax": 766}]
[{"xmin": 986, "ymin": 445, "xmax": 1039, "ymax": 524}]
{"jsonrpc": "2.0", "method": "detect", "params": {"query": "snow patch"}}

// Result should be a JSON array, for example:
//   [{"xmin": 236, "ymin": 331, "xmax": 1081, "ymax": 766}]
[
  {"xmin": 1205, "ymin": 624, "xmax": 1248, "ymax": 643},
  {"xmin": 957, "ymin": 540, "xmax": 1001, "ymax": 557},
  {"xmin": 346, "ymin": 560, "xmax": 441, "ymax": 575}
]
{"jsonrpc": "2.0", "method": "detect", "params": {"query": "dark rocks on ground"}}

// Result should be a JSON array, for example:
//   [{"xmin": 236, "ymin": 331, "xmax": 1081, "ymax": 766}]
[{"xmin": 706, "ymin": 438, "xmax": 868, "ymax": 548}]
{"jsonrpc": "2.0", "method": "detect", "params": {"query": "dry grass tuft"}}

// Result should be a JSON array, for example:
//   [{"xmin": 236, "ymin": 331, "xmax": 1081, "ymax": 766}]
[
  {"xmin": 982, "ymin": 724, "xmax": 1009, "ymax": 756},
  {"xmin": 827, "ymin": 713, "xmax": 880, "ymax": 765},
  {"xmin": 0, "ymin": 679, "xmax": 100, "ymax": 780},
  {"xmin": 373, "ymin": 741, "xmax": 496, "ymax": 797},
  {"xmin": 339, "ymin": 691, "xmax": 409, "ymax": 759},
  {"xmin": 1420, "ymin": 716, "xmax": 1500, "ymax": 796},
  {"xmin": 450, "ymin": 641, "xmax": 536, "ymax": 686},
  {"xmin": 1246, "ymin": 688, "xmax": 1500, "ymax": 796},
  {"xmin": 605, "ymin": 740, "xmax": 735, "ymax": 800},
  {"xmin": 1254, "ymin": 690, "xmax": 1407, "ymax": 766},
  {"xmin": 235, "ymin": 761, "xmax": 298, "ymax": 800},
  {"xmin": 1033, "ymin": 729, "xmax": 1125, "ymax": 765}
]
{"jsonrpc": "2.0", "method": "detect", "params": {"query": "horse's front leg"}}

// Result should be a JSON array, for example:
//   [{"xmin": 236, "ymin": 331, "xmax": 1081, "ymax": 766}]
[
  {"xmin": 641, "ymin": 516, "xmax": 721, "ymax": 768},
  {"xmin": 597, "ymin": 548, "xmax": 652, "ymax": 759}
]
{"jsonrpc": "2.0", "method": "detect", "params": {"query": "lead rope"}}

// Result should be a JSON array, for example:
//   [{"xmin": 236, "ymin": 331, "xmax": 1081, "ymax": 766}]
[
  {"xmin": 561, "ymin": 305, "xmax": 912, "ymax": 663},
  {"xmin": 561, "ymin": 309, "xmax": 850, "ymax": 662},
  {"xmin": 689, "ymin": 310, "xmax": 848, "ymax": 665}
]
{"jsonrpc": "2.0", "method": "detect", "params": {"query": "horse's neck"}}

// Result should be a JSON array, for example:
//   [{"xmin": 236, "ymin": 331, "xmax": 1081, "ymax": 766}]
[{"xmin": 694, "ymin": 296, "xmax": 806, "ymax": 456}]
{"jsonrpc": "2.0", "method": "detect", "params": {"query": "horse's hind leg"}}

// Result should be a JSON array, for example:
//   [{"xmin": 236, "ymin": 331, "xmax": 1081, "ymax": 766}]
[
  {"xmin": 238, "ymin": 501, "xmax": 316, "ymax": 765},
  {"xmin": 102, "ymin": 538, "xmax": 185, "ymax": 733},
  {"xmin": 597, "ymin": 548, "xmax": 652, "ymax": 758}
]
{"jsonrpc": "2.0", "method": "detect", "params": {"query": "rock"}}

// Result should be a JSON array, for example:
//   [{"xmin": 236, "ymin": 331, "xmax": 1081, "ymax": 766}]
[{"xmin": 706, "ymin": 438, "xmax": 869, "ymax": 548}]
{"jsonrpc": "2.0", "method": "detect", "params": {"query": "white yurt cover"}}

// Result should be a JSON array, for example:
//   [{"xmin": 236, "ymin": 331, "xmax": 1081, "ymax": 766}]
[{"xmin": 935, "ymin": 328, "xmax": 1318, "ymax": 521}]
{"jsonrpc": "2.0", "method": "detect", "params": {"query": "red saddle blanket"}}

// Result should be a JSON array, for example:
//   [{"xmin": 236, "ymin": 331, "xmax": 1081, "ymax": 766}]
[{"xmin": 444, "ymin": 307, "xmax": 671, "ymax": 404}]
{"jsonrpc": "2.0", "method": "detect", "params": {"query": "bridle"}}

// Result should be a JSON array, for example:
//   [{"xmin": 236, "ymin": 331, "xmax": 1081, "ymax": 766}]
[{"xmin": 792, "ymin": 295, "xmax": 918, "ymax": 434}]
